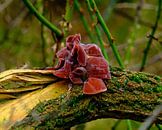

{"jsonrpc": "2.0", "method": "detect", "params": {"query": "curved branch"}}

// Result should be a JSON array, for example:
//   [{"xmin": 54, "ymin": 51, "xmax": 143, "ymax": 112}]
[{"xmin": 11, "ymin": 67, "xmax": 162, "ymax": 129}]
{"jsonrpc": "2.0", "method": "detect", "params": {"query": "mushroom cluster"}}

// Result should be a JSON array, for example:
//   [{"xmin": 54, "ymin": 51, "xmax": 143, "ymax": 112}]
[{"xmin": 53, "ymin": 34, "xmax": 111, "ymax": 94}]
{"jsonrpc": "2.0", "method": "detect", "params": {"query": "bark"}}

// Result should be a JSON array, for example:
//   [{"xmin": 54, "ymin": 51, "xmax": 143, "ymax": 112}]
[{"xmin": 12, "ymin": 67, "xmax": 162, "ymax": 129}]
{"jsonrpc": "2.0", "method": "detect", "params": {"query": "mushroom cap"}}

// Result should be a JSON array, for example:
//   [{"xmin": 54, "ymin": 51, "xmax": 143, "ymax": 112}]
[{"xmin": 83, "ymin": 77, "xmax": 107, "ymax": 95}]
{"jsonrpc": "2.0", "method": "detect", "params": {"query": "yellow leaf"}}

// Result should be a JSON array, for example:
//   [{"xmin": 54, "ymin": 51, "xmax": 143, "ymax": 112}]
[
  {"xmin": 0, "ymin": 69, "xmax": 57, "ymax": 89},
  {"xmin": 0, "ymin": 94, "xmax": 16, "ymax": 100},
  {"xmin": 0, "ymin": 69, "xmax": 54, "ymax": 79},
  {"xmin": 0, "ymin": 81, "xmax": 68, "ymax": 130},
  {"xmin": 0, "ymin": 85, "xmax": 43, "ymax": 94}
]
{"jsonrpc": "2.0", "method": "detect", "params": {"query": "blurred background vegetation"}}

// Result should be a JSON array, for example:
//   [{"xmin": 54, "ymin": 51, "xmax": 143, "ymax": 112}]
[{"xmin": 0, "ymin": 0, "xmax": 162, "ymax": 129}]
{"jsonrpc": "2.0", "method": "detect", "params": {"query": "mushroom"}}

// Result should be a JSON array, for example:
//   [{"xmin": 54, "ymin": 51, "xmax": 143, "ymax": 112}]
[{"xmin": 53, "ymin": 34, "xmax": 111, "ymax": 95}]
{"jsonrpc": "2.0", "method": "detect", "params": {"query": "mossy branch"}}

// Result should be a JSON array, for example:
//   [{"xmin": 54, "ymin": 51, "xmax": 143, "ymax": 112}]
[{"xmin": 10, "ymin": 67, "xmax": 162, "ymax": 129}]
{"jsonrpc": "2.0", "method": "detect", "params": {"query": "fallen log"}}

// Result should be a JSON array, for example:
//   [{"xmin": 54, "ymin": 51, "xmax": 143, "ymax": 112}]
[{"xmin": 0, "ymin": 67, "xmax": 161, "ymax": 129}]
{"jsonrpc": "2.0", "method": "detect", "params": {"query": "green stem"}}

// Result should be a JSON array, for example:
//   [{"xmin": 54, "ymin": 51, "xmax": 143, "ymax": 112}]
[
  {"xmin": 103, "ymin": 0, "xmax": 119, "ymax": 21},
  {"xmin": 63, "ymin": 0, "xmax": 74, "ymax": 38},
  {"xmin": 89, "ymin": 0, "xmax": 124, "ymax": 69},
  {"xmin": 140, "ymin": 0, "xmax": 162, "ymax": 71},
  {"xmin": 112, "ymin": 120, "xmax": 121, "ymax": 130},
  {"xmin": 156, "ymin": 123, "xmax": 162, "ymax": 130},
  {"xmin": 126, "ymin": 120, "xmax": 132, "ymax": 130},
  {"xmin": 65, "ymin": 0, "xmax": 73, "ymax": 22},
  {"xmin": 40, "ymin": 1, "xmax": 48, "ymax": 66},
  {"xmin": 41, "ymin": 23, "xmax": 47, "ymax": 66},
  {"xmin": 124, "ymin": 24, "xmax": 139, "ymax": 66},
  {"xmin": 86, "ymin": 0, "xmax": 109, "ymax": 61},
  {"xmin": 74, "ymin": 0, "xmax": 97, "ymax": 43},
  {"xmin": 22, "ymin": 0, "xmax": 63, "ymax": 38}
]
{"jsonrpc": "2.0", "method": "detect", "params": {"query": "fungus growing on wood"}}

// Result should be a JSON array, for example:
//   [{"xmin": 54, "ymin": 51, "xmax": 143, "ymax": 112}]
[{"xmin": 53, "ymin": 34, "xmax": 111, "ymax": 94}]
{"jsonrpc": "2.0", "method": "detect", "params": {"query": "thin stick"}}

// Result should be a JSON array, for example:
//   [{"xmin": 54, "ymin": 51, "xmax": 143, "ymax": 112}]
[
  {"xmin": 103, "ymin": 0, "xmax": 119, "ymax": 21},
  {"xmin": 155, "ymin": 123, "xmax": 162, "ymax": 130},
  {"xmin": 126, "ymin": 120, "xmax": 133, "ymax": 130},
  {"xmin": 63, "ymin": 0, "xmax": 74, "ymax": 38},
  {"xmin": 74, "ymin": 0, "xmax": 97, "ymax": 43},
  {"xmin": 40, "ymin": 1, "xmax": 47, "ymax": 66},
  {"xmin": 88, "ymin": 0, "xmax": 124, "ymax": 69},
  {"xmin": 65, "ymin": 0, "xmax": 73, "ymax": 22},
  {"xmin": 22, "ymin": 0, "xmax": 63, "ymax": 38},
  {"xmin": 86, "ymin": 0, "xmax": 109, "ymax": 61},
  {"xmin": 140, "ymin": 0, "xmax": 162, "ymax": 71},
  {"xmin": 124, "ymin": 0, "xmax": 143, "ymax": 65}
]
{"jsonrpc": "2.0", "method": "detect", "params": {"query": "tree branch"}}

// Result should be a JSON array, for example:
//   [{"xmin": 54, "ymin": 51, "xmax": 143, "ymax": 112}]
[{"xmin": 11, "ymin": 67, "xmax": 162, "ymax": 129}]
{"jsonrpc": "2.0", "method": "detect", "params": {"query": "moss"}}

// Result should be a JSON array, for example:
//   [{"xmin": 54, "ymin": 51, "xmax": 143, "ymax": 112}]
[
  {"xmin": 55, "ymin": 118, "xmax": 65, "ymax": 126},
  {"xmin": 110, "ymin": 66, "xmax": 123, "ymax": 72},
  {"xmin": 88, "ymin": 102, "xmax": 96, "ymax": 112},
  {"xmin": 152, "ymin": 84, "xmax": 162, "ymax": 93},
  {"xmin": 139, "ymin": 73, "xmax": 159, "ymax": 84},
  {"xmin": 129, "ymin": 75, "xmax": 143, "ymax": 83},
  {"xmin": 35, "ymin": 102, "xmax": 46, "ymax": 113},
  {"xmin": 154, "ymin": 76, "xmax": 161, "ymax": 82},
  {"xmin": 44, "ymin": 121, "xmax": 55, "ymax": 129},
  {"xmin": 124, "ymin": 79, "xmax": 129, "ymax": 86},
  {"xmin": 74, "ymin": 110, "xmax": 86, "ymax": 119},
  {"xmin": 67, "ymin": 94, "xmax": 85, "ymax": 107},
  {"xmin": 60, "ymin": 94, "xmax": 66, "ymax": 100},
  {"xmin": 111, "ymin": 77, "xmax": 121, "ymax": 89}
]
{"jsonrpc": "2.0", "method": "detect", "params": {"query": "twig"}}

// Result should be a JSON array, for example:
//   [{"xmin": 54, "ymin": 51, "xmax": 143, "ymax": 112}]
[
  {"xmin": 0, "ymin": 0, "xmax": 13, "ymax": 13},
  {"xmin": 140, "ymin": 0, "xmax": 162, "ymax": 71},
  {"xmin": 65, "ymin": 0, "xmax": 73, "ymax": 23},
  {"xmin": 124, "ymin": 0, "xmax": 143, "ymax": 65},
  {"xmin": 115, "ymin": 3, "xmax": 157, "ymax": 10},
  {"xmin": 63, "ymin": 0, "xmax": 74, "ymax": 37},
  {"xmin": 40, "ymin": 24, "xmax": 47, "ymax": 66},
  {"xmin": 88, "ymin": 0, "xmax": 124, "ymax": 69},
  {"xmin": 74, "ymin": 0, "xmax": 97, "ymax": 43},
  {"xmin": 148, "ymin": 52, "xmax": 162, "ymax": 65},
  {"xmin": 48, "ymin": 2, "xmax": 62, "ymax": 65},
  {"xmin": 52, "ymin": 33, "xmax": 62, "ymax": 65},
  {"xmin": 139, "ymin": 104, "xmax": 162, "ymax": 130},
  {"xmin": 114, "ymin": 9, "xmax": 162, "ymax": 31},
  {"xmin": 86, "ymin": 0, "xmax": 109, "ymax": 61},
  {"xmin": 22, "ymin": 0, "xmax": 63, "ymax": 39},
  {"xmin": 147, "ymin": 34, "xmax": 162, "ymax": 45},
  {"xmin": 127, "ymin": 52, "xmax": 162, "ymax": 72},
  {"xmin": 103, "ymin": 0, "xmax": 119, "ymax": 21},
  {"xmin": 40, "ymin": 1, "xmax": 47, "ymax": 67}
]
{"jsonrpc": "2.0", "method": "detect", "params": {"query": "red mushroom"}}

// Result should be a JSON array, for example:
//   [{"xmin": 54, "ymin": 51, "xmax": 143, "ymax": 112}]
[
  {"xmin": 69, "ymin": 67, "xmax": 87, "ymax": 84},
  {"xmin": 53, "ymin": 34, "xmax": 111, "ymax": 95},
  {"xmin": 53, "ymin": 60, "xmax": 72, "ymax": 78},
  {"xmin": 86, "ymin": 57, "xmax": 111, "ymax": 79},
  {"xmin": 83, "ymin": 77, "xmax": 107, "ymax": 95}
]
